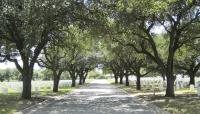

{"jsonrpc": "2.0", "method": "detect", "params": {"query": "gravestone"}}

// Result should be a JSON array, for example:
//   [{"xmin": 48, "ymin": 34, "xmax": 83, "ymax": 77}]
[
  {"xmin": 2, "ymin": 88, "xmax": 8, "ymax": 95},
  {"xmin": 176, "ymin": 81, "xmax": 180, "ymax": 90},
  {"xmin": 17, "ymin": 87, "xmax": 23, "ymax": 92},
  {"xmin": 190, "ymin": 84, "xmax": 195, "ymax": 90},
  {"xmin": 35, "ymin": 87, "xmax": 40, "ymax": 96},
  {"xmin": 179, "ymin": 81, "xmax": 183, "ymax": 88},
  {"xmin": 197, "ymin": 83, "xmax": 200, "ymax": 96},
  {"xmin": 198, "ymin": 87, "xmax": 200, "ymax": 96},
  {"xmin": 51, "ymin": 85, "xmax": 53, "ymax": 90},
  {"xmin": 159, "ymin": 81, "xmax": 163, "ymax": 91},
  {"xmin": 133, "ymin": 81, "xmax": 136, "ymax": 86},
  {"xmin": 44, "ymin": 86, "xmax": 48, "ymax": 91}
]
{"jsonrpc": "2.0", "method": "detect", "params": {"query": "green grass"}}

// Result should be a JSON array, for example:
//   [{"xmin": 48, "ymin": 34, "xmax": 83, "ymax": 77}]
[
  {"xmin": 0, "ymin": 93, "xmax": 19, "ymax": 114},
  {"xmin": 32, "ymin": 86, "xmax": 76, "ymax": 96},
  {"xmin": 0, "ymin": 93, "xmax": 40, "ymax": 114},
  {"xmin": 138, "ymin": 88, "xmax": 199, "ymax": 114},
  {"xmin": 106, "ymin": 78, "xmax": 114, "ymax": 84},
  {"xmin": 139, "ymin": 93, "xmax": 200, "ymax": 114},
  {"xmin": 110, "ymin": 79, "xmax": 200, "ymax": 114},
  {"xmin": 0, "ymin": 85, "xmax": 82, "ymax": 114},
  {"xmin": 108, "ymin": 79, "xmax": 164, "ymax": 95}
]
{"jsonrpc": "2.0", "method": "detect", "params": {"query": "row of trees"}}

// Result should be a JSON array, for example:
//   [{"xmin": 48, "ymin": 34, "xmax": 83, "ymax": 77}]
[
  {"xmin": 94, "ymin": 0, "xmax": 200, "ymax": 97},
  {"xmin": 0, "ymin": 0, "xmax": 100, "ymax": 99},
  {"xmin": 0, "ymin": 68, "xmax": 20, "ymax": 81},
  {"xmin": 37, "ymin": 26, "xmax": 98, "ymax": 92},
  {"xmin": 0, "ymin": 68, "xmax": 73, "ymax": 82},
  {"xmin": 1, "ymin": 0, "xmax": 200, "ymax": 99},
  {"xmin": 103, "ymin": 43, "xmax": 153, "ymax": 90}
]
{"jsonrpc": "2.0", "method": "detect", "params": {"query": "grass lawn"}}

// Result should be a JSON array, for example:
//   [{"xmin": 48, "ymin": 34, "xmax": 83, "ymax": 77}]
[
  {"xmin": 139, "ymin": 93, "xmax": 200, "ymax": 114},
  {"xmin": 0, "ymin": 93, "xmax": 44, "ymax": 114},
  {"xmin": 110, "ymin": 79, "xmax": 200, "ymax": 114},
  {"xmin": 0, "ymin": 85, "xmax": 81, "ymax": 114}
]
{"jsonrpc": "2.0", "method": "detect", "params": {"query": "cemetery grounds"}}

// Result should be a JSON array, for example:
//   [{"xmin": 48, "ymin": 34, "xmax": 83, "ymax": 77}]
[
  {"xmin": 1, "ymin": 77, "xmax": 200, "ymax": 114},
  {"xmin": 109, "ymin": 77, "xmax": 200, "ymax": 114},
  {"xmin": 0, "ymin": 80, "xmax": 84, "ymax": 114}
]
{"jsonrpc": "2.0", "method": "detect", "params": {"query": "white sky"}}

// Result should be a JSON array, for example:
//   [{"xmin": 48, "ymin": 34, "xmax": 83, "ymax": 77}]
[
  {"xmin": 0, "ymin": 61, "xmax": 40, "ymax": 69},
  {"xmin": 152, "ymin": 25, "xmax": 165, "ymax": 34},
  {"xmin": 0, "ymin": 62, "xmax": 16, "ymax": 69}
]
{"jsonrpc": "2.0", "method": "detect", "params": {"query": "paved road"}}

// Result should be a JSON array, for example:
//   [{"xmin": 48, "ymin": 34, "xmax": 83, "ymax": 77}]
[{"xmin": 20, "ymin": 80, "xmax": 169, "ymax": 114}]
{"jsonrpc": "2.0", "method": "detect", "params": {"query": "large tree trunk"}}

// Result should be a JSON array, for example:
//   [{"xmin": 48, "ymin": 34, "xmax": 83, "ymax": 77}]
[
  {"xmin": 79, "ymin": 75, "xmax": 83, "ymax": 85},
  {"xmin": 189, "ymin": 71, "xmax": 195, "ymax": 85},
  {"xmin": 188, "ymin": 63, "xmax": 200, "ymax": 86},
  {"xmin": 21, "ymin": 67, "xmax": 33, "ymax": 99},
  {"xmin": 52, "ymin": 70, "xmax": 62, "ymax": 92},
  {"xmin": 83, "ymin": 77, "xmax": 86, "ymax": 84},
  {"xmin": 119, "ymin": 76, "xmax": 123, "ymax": 84},
  {"xmin": 125, "ymin": 74, "xmax": 129, "ymax": 86},
  {"xmin": 114, "ymin": 75, "xmax": 118, "ymax": 84},
  {"xmin": 165, "ymin": 76, "xmax": 175, "ymax": 97},
  {"xmin": 53, "ymin": 73, "xmax": 59, "ymax": 92},
  {"xmin": 83, "ymin": 72, "xmax": 88, "ymax": 84},
  {"xmin": 79, "ymin": 71, "xmax": 85, "ymax": 85},
  {"xmin": 165, "ymin": 44, "xmax": 175, "ymax": 97},
  {"xmin": 72, "ymin": 77, "xmax": 76, "ymax": 87},
  {"xmin": 136, "ymin": 75, "xmax": 141, "ymax": 90},
  {"xmin": 53, "ymin": 77, "xmax": 59, "ymax": 92}
]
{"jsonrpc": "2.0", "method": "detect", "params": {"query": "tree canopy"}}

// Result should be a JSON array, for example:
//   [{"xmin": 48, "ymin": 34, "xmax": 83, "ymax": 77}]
[{"xmin": 1, "ymin": 0, "xmax": 200, "ymax": 99}]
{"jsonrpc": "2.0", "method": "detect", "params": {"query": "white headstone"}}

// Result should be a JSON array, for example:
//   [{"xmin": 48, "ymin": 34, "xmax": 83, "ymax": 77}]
[
  {"xmin": 44, "ymin": 86, "xmax": 48, "ymax": 91},
  {"xmin": 159, "ymin": 81, "xmax": 163, "ymax": 91},
  {"xmin": 190, "ymin": 84, "xmax": 195, "ymax": 90},
  {"xmin": 179, "ymin": 81, "xmax": 183, "ymax": 88},
  {"xmin": 35, "ymin": 87, "xmax": 40, "ymax": 96},
  {"xmin": 18, "ymin": 87, "xmax": 22, "ymax": 92},
  {"xmin": 176, "ymin": 81, "xmax": 180, "ymax": 89},
  {"xmin": 35, "ymin": 87, "xmax": 39, "ymax": 92},
  {"xmin": 197, "ymin": 84, "xmax": 200, "ymax": 96},
  {"xmin": 51, "ymin": 85, "xmax": 53, "ymax": 90},
  {"xmin": 2, "ymin": 88, "xmax": 8, "ymax": 95}
]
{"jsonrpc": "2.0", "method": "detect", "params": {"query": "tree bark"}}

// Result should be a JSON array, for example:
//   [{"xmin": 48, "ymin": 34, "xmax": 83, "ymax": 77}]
[
  {"xmin": 79, "ymin": 75, "xmax": 83, "ymax": 85},
  {"xmin": 21, "ymin": 67, "xmax": 33, "ymax": 99},
  {"xmin": 53, "ymin": 76, "xmax": 59, "ymax": 92},
  {"xmin": 52, "ymin": 70, "xmax": 62, "ymax": 92},
  {"xmin": 83, "ymin": 72, "xmax": 88, "ymax": 84},
  {"xmin": 78, "ymin": 70, "xmax": 85, "ymax": 85},
  {"xmin": 188, "ymin": 63, "xmax": 200, "ymax": 86},
  {"xmin": 189, "ymin": 72, "xmax": 195, "ymax": 85},
  {"xmin": 114, "ymin": 75, "xmax": 118, "ymax": 84},
  {"xmin": 165, "ymin": 43, "xmax": 176, "ymax": 97},
  {"xmin": 83, "ymin": 77, "xmax": 86, "ymax": 84},
  {"xmin": 119, "ymin": 76, "xmax": 123, "ymax": 84},
  {"xmin": 125, "ymin": 74, "xmax": 129, "ymax": 86},
  {"xmin": 136, "ymin": 75, "xmax": 141, "ymax": 90},
  {"xmin": 72, "ymin": 77, "xmax": 76, "ymax": 87},
  {"xmin": 165, "ymin": 76, "xmax": 175, "ymax": 97}
]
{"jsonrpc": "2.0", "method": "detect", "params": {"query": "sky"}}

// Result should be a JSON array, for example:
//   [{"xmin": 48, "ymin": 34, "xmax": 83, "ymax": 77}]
[
  {"xmin": 0, "ymin": 61, "xmax": 41, "ymax": 69},
  {"xmin": 0, "ymin": 62, "xmax": 16, "ymax": 69},
  {"xmin": 152, "ymin": 25, "xmax": 165, "ymax": 34}
]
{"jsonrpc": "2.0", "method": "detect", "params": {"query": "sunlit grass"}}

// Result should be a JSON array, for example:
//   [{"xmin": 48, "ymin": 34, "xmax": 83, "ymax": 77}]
[
  {"xmin": 139, "ymin": 93, "xmax": 200, "ymax": 114},
  {"xmin": 0, "ymin": 93, "xmax": 32, "ymax": 114},
  {"xmin": 0, "ymin": 85, "xmax": 83, "ymax": 114},
  {"xmin": 34, "ymin": 86, "xmax": 80, "ymax": 96},
  {"xmin": 109, "ymin": 78, "xmax": 200, "ymax": 114}
]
